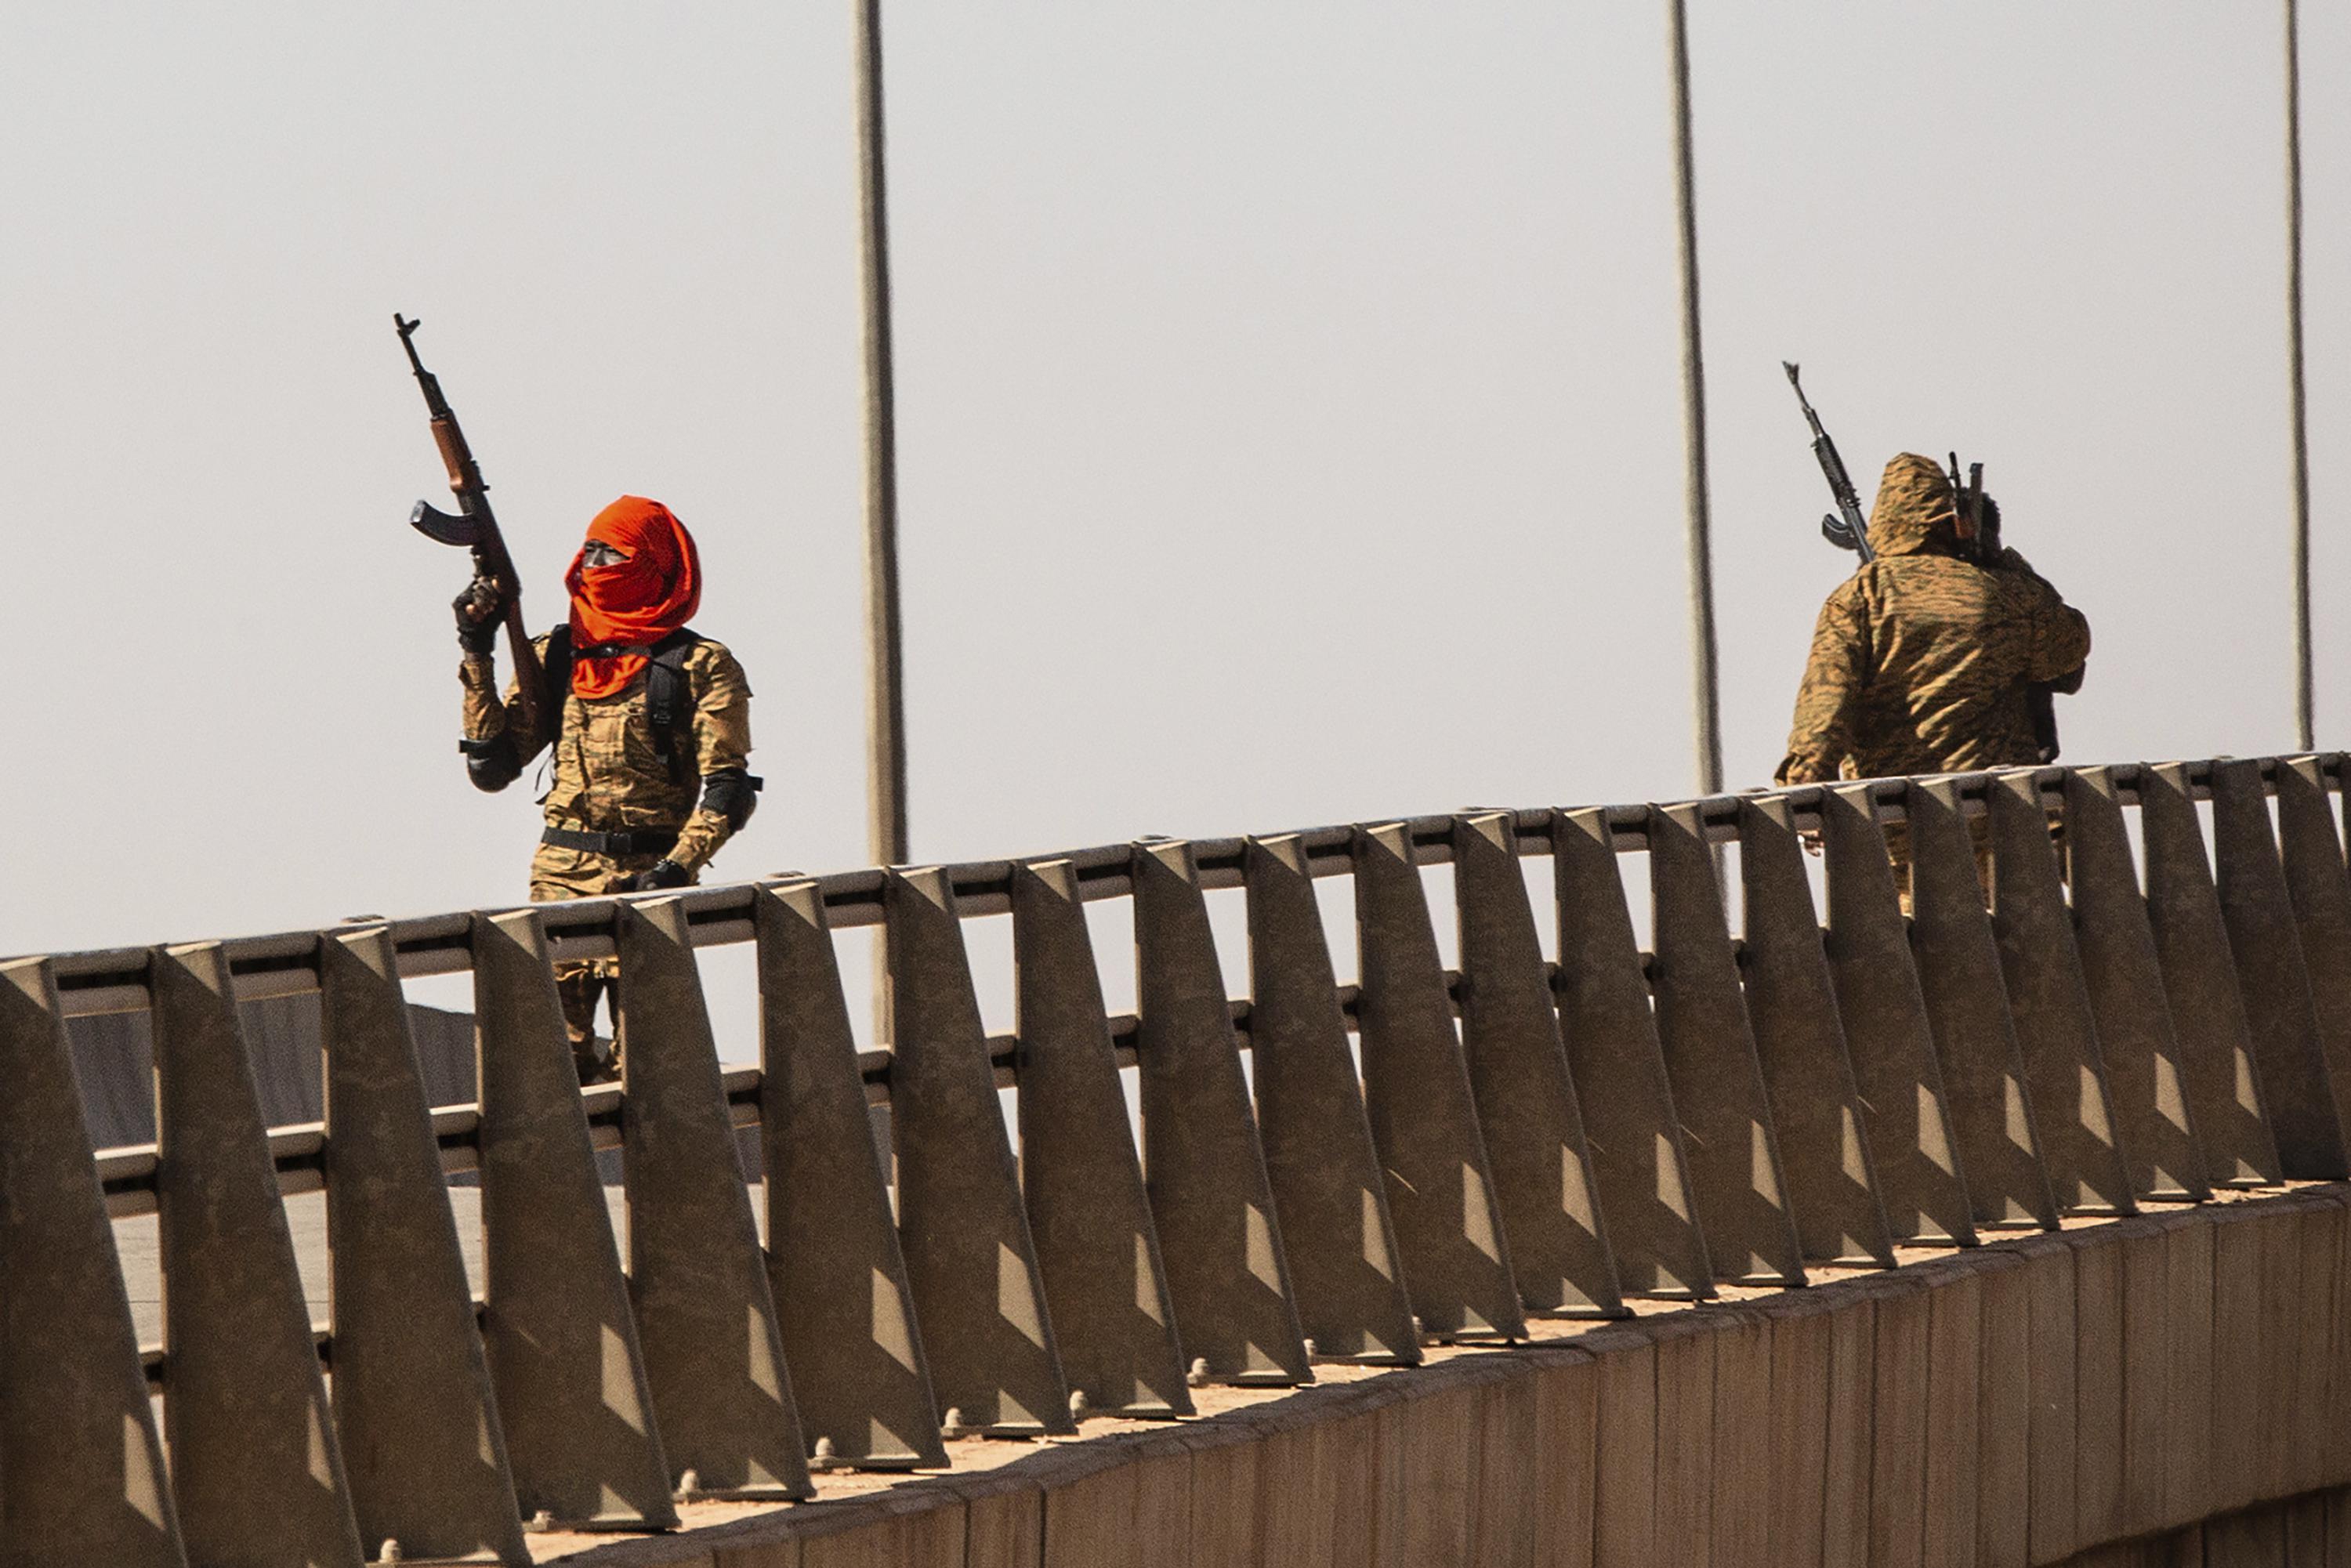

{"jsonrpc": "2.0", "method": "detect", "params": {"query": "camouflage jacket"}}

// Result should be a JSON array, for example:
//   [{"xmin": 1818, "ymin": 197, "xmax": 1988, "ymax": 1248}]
[
  {"xmin": 460, "ymin": 631, "xmax": 754, "ymax": 893},
  {"xmin": 1776, "ymin": 453, "xmax": 2090, "ymax": 785}
]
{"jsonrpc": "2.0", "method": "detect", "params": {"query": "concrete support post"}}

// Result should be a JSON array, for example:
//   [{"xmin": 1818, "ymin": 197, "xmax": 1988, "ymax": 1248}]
[
  {"xmin": 2063, "ymin": 768, "xmax": 2212, "ymax": 1202},
  {"xmin": 755, "ymin": 882, "xmax": 947, "ymax": 1469},
  {"xmin": 614, "ymin": 900, "xmax": 813, "ymax": 1501},
  {"xmin": 1647, "ymin": 804, "xmax": 1808, "ymax": 1284},
  {"xmin": 885, "ymin": 867, "xmax": 1074, "ymax": 1435},
  {"xmin": 321, "ymin": 927, "xmax": 530, "ymax": 1564},
  {"xmin": 0, "ymin": 958, "xmax": 186, "ymax": 1568},
  {"xmin": 1132, "ymin": 841, "xmax": 1317, "ymax": 1378},
  {"xmin": 472, "ymin": 910, "xmax": 676, "ymax": 1530},
  {"xmin": 1552, "ymin": 809, "xmax": 1714, "ymax": 1298},
  {"xmin": 1243, "ymin": 835, "xmax": 1422, "ymax": 1363},
  {"xmin": 1452, "ymin": 813, "xmax": 1624, "ymax": 1316},
  {"xmin": 1010, "ymin": 858, "xmax": 1192, "ymax": 1416}
]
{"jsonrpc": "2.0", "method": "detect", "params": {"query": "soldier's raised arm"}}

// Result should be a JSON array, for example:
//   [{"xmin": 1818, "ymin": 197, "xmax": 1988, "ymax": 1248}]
[
  {"xmin": 453, "ymin": 575, "xmax": 553, "ymax": 791},
  {"xmin": 665, "ymin": 644, "xmax": 759, "ymax": 875}
]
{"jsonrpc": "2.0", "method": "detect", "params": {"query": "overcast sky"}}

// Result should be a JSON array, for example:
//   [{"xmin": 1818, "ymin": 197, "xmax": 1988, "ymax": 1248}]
[{"xmin": 2, "ymin": 3, "xmax": 2342, "ymax": 980}]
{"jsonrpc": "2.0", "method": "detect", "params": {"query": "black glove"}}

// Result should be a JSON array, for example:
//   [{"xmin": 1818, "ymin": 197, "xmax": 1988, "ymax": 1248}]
[
  {"xmin": 630, "ymin": 859, "xmax": 691, "ymax": 893},
  {"xmin": 453, "ymin": 576, "xmax": 502, "ymax": 654}
]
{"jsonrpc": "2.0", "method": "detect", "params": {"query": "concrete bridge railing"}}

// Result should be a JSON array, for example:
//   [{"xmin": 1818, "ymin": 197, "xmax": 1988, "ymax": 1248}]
[{"xmin": 3, "ymin": 755, "xmax": 2348, "ymax": 1565}]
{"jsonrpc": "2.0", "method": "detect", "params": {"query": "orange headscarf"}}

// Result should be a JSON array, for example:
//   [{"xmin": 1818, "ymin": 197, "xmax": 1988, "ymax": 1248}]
[{"xmin": 564, "ymin": 496, "xmax": 702, "ymax": 698}]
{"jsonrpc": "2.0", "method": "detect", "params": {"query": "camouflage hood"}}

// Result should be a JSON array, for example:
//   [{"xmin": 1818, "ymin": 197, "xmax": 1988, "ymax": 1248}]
[{"xmin": 1866, "ymin": 452, "xmax": 1962, "ymax": 558}]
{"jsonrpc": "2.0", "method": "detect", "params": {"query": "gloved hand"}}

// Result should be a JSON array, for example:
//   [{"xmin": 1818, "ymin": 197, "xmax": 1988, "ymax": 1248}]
[
  {"xmin": 453, "ymin": 575, "xmax": 502, "ymax": 654},
  {"xmin": 630, "ymin": 860, "xmax": 691, "ymax": 893}
]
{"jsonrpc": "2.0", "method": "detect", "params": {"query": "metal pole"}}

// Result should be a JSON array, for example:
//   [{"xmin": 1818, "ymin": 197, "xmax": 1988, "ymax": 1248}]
[
  {"xmin": 2284, "ymin": 0, "xmax": 2315, "ymax": 751},
  {"xmin": 854, "ymin": 0, "xmax": 907, "ymax": 1037},
  {"xmin": 1666, "ymin": 0, "xmax": 1722, "ymax": 795}
]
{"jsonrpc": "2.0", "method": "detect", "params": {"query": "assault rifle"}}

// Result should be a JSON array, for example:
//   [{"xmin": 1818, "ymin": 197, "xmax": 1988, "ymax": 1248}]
[
  {"xmin": 1781, "ymin": 364, "xmax": 2066, "ymax": 762},
  {"xmin": 1944, "ymin": 451, "xmax": 2064, "ymax": 762},
  {"xmin": 1783, "ymin": 362, "xmax": 1872, "ymax": 562},
  {"xmin": 394, "ymin": 313, "xmax": 545, "ymax": 733}
]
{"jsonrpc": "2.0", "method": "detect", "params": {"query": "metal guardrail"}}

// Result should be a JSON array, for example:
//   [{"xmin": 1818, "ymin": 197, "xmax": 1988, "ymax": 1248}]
[{"xmin": 2, "ymin": 755, "xmax": 2346, "ymax": 1565}]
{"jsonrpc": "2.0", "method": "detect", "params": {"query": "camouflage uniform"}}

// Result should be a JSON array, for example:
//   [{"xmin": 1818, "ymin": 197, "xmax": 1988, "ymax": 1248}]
[
  {"xmin": 460, "ymin": 634, "xmax": 753, "ymax": 1077},
  {"xmin": 1775, "ymin": 452, "xmax": 2089, "ymax": 896}
]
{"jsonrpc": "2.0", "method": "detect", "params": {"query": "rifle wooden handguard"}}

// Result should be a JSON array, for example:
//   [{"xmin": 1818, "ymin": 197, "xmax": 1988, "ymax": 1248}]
[{"xmin": 431, "ymin": 419, "xmax": 471, "ymax": 491}]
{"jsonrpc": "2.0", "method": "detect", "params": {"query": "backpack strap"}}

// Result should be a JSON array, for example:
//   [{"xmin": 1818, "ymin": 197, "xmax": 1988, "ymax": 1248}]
[
  {"xmin": 538, "ymin": 625, "xmax": 574, "ymax": 726},
  {"xmin": 645, "ymin": 629, "xmax": 704, "ymax": 785},
  {"xmin": 536, "ymin": 625, "xmax": 701, "ymax": 785}
]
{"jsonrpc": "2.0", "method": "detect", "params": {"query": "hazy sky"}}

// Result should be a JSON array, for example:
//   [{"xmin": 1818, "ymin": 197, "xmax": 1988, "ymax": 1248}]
[{"xmin": 2, "ymin": 2, "xmax": 2342, "ymax": 972}]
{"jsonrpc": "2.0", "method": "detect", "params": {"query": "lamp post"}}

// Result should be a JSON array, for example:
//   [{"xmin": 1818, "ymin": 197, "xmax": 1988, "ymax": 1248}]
[
  {"xmin": 1666, "ymin": 0, "xmax": 1722, "ymax": 796},
  {"xmin": 854, "ymin": 0, "xmax": 907, "ymax": 1035},
  {"xmin": 2284, "ymin": 0, "xmax": 2315, "ymax": 751}
]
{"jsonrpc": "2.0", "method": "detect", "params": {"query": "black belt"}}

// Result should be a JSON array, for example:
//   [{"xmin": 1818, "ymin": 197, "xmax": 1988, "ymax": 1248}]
[{"xmin": 541, "ymin": 825, "xmax": 679, "ymax": 858}]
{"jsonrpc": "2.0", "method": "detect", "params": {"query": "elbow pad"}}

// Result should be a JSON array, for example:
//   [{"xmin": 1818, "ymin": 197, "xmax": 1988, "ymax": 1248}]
[
  {"xmin": 460, "ymin": 733, "xmax": 521, "ymax": 792},
  {"xmin": 701, "ymin": 767, "xmax": 763, "ymax": 829}
]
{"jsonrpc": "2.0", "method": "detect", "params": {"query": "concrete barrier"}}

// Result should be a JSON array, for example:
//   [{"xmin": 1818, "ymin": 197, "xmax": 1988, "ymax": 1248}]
[{"xmin": 4, "ymin": 756, "xmax": 2348, "ymax": 1566}]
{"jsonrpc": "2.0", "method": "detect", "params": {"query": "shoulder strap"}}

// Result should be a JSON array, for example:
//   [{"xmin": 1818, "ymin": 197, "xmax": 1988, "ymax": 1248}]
[
  {"xmin": 538, "ymin": 626, "xmax": 574, "ymax": 734},
  {"xmin": 645, "ymin": 629, "xmax": 704, "ymax": 784}
]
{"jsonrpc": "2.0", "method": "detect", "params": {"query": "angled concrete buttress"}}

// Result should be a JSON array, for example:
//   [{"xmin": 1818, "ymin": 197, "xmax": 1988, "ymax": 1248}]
[
  {"xmin": 1009, "ymin": 857, "xmax": 1192, "ymax": 1416},
  {"xmin": 885, "ymin": 867, "xmax": 1077, "ymax": 1433},
  {"xmin": 0, "ymin": 956, "xmax": 186, "ymax": 1568},
  {"xmin": 1242, "ymin": 835, "xmax": 1420, "ymax": 1363},
  {"xmin": 1352, "ymin": 823, "xmax": 1528, "ymax": 1341},
  {"xmin": 1451, "ymin": 813, "xmax": 1623, "ymax": 1316},
  {"xmin": 753, "ymin": 881, "xmax": 947, "ymax": 1469},
  {"xmin": 2063, "ymin": 769, "xmax": 2212, "ymax": 1201},
  {"xmin": 2273, "ymin": 755, "xmax": 2351, "ymax": 1150},
  {"xmin": 1646, "ymin": 803, "xmax": 1809, "ymax": 1284},
  {"xmin": 1131, "ymin": 840, "xmax": 1315, "ymax": 1381},
  {"xmin": 471, "ymin": 909, "xmax": 676, "ymax": 1530},
  {"xmin": 1904, "ymin": 780, "xmax": 2059, "ymax": 1230},
  {"xmin": 2208, "ymin": 759, "xmax": 2349, "ymax": 1179},
  {"xmin": 1983, "ymin": 773, "xmax": 2136, "ymax": 1217},
  {"xmin": 1550, "ymin": 807, "xmax": 1713, "ymax": 1298},
  {"xmin": 320, "ymin": 927, "xmax": 531, "ymax": 1565},
  {"xmin": 1735, "ymin": 795, "xmax": 1896, "ymax": 1266},
  {"xmin": 614, "ymin": 898, "xmax": 814, "ymax": 1500},
  {"xmin": 1817, "ymin": 784, "xmax": 1977, "ymax": 1244},
  {"xmin": 2137, "ymin": 763, "xmax": 2280, "ymax": 1187},
  {"xmin": 151, "ymin": 941, "xmax": 368, "ymax": 1568}
]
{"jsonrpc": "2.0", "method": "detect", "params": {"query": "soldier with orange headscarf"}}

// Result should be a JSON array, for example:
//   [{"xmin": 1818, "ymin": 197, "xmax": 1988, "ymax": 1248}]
[{"xmin": 455, "ymin": 495, "xmax": 759, "ymax": 1080}]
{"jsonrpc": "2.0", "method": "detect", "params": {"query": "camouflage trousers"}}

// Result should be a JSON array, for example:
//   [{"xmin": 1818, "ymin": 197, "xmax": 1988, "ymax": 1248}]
[
  {"xmin": 1883, "ymin": 813, "xmax": 2062, "ymax": 916},
  {"xmin": 1882, "ymin": 820, "xmax": 1991, "ymax": 916},
  {"xmin": 530, "ymin": 835, "xmax": 689, "ymax": 1085}
]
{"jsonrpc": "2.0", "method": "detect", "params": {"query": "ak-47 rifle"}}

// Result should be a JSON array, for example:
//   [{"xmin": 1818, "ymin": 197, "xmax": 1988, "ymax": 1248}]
[
  {"xmin": 1946, "ymin": 451, "xmax": 2064, "ymax": 762},
  {"xmin": 1784, "ymin": 362, "xmax": 1873, "ymax": 563},
  {"xmin": 1946, "ymin": 451, "xmax": 1994, "ymax": 555},
  {"xmin": 394, "ymin": 313, "xmax": 545, "ymax": 733}
]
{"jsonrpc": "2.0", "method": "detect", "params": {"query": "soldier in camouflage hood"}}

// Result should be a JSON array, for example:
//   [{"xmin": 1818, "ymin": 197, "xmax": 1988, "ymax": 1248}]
[
  {"xmin": 455, "ymin": 496, "xmax": 759, "ymax": 1081},
  {"xmin": 1775, "ymin": 451, "xmax": 2089, "ymax": 789}
]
